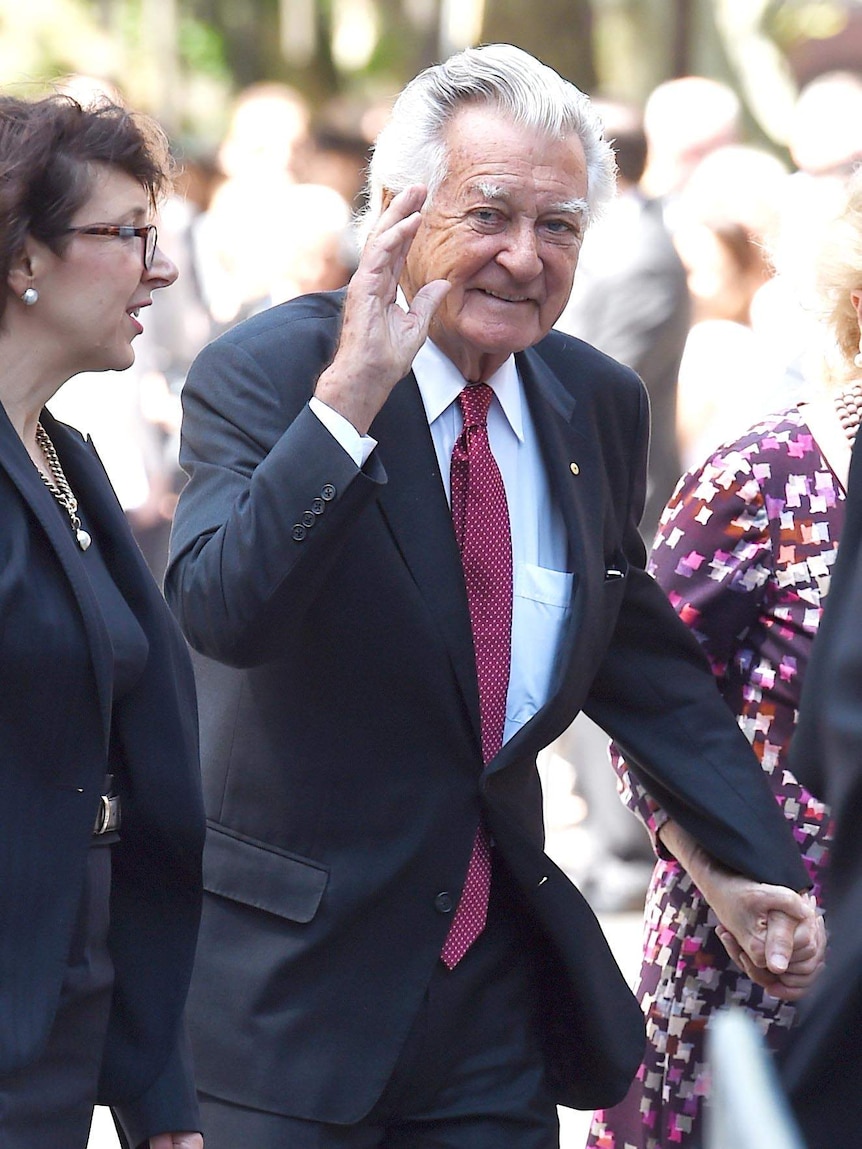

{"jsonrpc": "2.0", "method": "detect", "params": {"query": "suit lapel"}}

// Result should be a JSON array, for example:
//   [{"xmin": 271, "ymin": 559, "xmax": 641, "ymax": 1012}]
[
  {"xmin": 370, "ymin": 373, "xmax": 482, "ymax": 746},
  {"xmin": 485, "ymin": 346, "xmax": 601, "ymax": 775},
  {"xmin": 0, "ymin": 406, "xmax": 115, "ymax": 739}
]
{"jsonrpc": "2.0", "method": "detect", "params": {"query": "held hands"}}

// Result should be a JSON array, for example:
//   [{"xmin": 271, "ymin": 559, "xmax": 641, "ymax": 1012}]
[
  {"xmin": 658, "ymin": 821, "xmax": 826, "ymax": 1001},
  {"xmin": 314, "ymin": 185, "xmax": 450, "ymax": 435},
  {"xmin": 714, "ymin": 898, "xmax": 826, "ymax": 1001}
]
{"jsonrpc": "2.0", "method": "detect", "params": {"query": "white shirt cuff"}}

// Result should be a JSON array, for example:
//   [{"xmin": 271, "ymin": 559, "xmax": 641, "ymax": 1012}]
[{"xmin": 309, "ymin": 396, "xmax": 377, "ymax": 468}]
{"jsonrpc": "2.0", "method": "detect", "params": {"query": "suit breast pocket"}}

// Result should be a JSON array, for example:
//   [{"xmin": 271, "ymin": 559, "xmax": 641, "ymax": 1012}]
[{"xmin": 203, "ymin": 821, "xmax": 329, "ymax": 924}]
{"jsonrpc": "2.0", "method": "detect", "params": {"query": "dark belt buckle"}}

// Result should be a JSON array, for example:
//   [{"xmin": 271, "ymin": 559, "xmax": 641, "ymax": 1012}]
[{"xmin": 94, "ymin": 793, "xmax": 121, "ymax": 835}]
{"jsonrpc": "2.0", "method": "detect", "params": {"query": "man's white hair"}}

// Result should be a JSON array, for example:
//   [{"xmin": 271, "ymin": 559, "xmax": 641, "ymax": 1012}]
[{"xmin": 356, "ymin": 43, "xmax": 616, "ymax": 243}]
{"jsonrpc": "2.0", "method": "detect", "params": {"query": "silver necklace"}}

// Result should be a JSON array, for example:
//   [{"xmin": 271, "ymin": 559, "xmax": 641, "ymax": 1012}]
[{"xmin": 34, "ymin": 422, "xmax": 91, "ymax": 550}]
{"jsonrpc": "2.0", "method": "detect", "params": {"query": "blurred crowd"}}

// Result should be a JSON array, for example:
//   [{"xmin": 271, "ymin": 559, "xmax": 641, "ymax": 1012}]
[{"xmin": 47, "ymin": 64, "xmax": 862, "ymax": 917}]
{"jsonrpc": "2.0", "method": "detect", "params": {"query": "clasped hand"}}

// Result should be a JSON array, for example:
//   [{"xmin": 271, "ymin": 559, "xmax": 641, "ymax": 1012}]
[
  {"xmin": 659, "ymin": 820, "xmax": 826, "ymax": 1000},
  {"xmin": 712, "ymin": 884, "xmax": 825, "ymax": 1001}
]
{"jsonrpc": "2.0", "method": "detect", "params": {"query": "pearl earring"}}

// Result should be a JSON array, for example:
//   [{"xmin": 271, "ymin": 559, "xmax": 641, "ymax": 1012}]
[
  {"xmin": 21, "ymin": 286, "xmax": 38, "ymax": 306},
  {"xmin": 855, "ymin": 351, "xmax": 862, "ymax": 370}
]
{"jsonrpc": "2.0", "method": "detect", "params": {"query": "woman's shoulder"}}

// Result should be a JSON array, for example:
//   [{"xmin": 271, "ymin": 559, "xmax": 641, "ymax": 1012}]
[
  {"xmin": 667, "ymin": 406, "xmax": 819, "ymax": 521},
  {"xmin": 697, "ymin": 406, "xmax": 818, "ymax": 476}
]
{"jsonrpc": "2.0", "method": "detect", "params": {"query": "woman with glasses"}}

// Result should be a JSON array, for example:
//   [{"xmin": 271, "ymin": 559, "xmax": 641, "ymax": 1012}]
[{"xmin": 0, "ymin": 94, "xmax": 204, "ymax": 1148}]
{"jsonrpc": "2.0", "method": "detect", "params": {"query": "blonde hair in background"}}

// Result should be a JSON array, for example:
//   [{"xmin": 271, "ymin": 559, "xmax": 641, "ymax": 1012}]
[{"xmin": 813, "ymin": 169, "xmax": 862, "ymax": 380}]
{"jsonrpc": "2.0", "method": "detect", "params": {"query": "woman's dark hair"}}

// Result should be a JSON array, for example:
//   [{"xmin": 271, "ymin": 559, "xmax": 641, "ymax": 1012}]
[{"xmin": 0, "ymin": 93, "xmax": 173, "ymax": 324}]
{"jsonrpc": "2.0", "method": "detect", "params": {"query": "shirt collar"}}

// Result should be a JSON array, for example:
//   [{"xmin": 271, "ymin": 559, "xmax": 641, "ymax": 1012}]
[{"xmin": 411, "ymin": 336, "xmax": 525, "ymax": 443}]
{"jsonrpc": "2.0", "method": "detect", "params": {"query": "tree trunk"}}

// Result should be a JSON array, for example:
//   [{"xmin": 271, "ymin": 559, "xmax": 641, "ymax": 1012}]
[{"xmin": 480, "ymin": 0, "xmax": 597, "ymax": 91}]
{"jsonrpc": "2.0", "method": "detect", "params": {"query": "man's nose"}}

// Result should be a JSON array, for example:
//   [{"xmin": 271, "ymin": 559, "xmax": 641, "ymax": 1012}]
[{"xmin": 497, "ymin": 221, "xmax": 542, "ymax": 279}]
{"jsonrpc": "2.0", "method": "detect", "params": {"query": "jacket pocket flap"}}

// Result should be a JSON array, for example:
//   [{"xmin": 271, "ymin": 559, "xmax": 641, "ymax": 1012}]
[{"xmin": 203, "ymin": 822, "xmax": 328, "ymax": 923}]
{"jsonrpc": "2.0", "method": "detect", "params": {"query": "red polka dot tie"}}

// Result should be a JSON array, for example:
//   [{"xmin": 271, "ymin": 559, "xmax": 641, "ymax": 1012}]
[{"xmin": 441, "ymin": 383, "xmax": 513, "ymax": 969}]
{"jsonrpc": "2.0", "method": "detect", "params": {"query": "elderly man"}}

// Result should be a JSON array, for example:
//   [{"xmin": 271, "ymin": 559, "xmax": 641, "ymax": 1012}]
[{"xmin": 166, "ymin": 44, "xmax": 821, "ymax": 1149}]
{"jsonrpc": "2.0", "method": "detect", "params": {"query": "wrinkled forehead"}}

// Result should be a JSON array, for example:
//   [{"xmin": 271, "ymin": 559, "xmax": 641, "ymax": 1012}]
[{"xmin": 434, "ymin": 109, "xmax": 590, "ymax": 213}]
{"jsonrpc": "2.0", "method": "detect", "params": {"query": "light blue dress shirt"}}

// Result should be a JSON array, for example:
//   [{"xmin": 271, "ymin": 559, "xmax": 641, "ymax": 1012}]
[{"xmin": 310, "ymin": 338, "xmax": 573, "ymax": 744}]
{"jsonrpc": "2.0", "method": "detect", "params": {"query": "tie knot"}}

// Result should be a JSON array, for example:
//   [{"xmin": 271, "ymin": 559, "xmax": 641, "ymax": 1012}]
[{"xmin": 458, "ymin": 383, "xmax": 493, "ymax": 430}]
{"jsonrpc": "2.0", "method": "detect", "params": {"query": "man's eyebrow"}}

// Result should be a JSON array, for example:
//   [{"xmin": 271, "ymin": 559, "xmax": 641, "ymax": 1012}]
[
  {"xmin": 472, "ymin": 182, "xmax": 590, "ymax": 222},
  {"xmin": 550, "ymin": 197, "xmax": 590, "ymax": 221},
  {"xmin": 473, "ymin": 180, "xmax": 509, "ymax": 202}
]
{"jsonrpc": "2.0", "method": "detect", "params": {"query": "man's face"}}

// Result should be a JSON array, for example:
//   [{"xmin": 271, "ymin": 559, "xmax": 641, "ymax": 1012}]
[{"xmin": 401, "ymin": 104, "xmax": 590, "ymax": 381}]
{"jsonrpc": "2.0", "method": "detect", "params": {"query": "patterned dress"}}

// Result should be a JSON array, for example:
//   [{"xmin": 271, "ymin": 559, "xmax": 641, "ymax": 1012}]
[{"xmin": 588, "ymin": 408, "xmax": 838, "ymax": 1149}]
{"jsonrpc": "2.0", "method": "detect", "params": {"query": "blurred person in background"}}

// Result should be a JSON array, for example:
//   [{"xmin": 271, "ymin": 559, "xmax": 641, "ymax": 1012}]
[
  {"xmin": 640, "ymin": 75, "xmax": 741, "ymax": 228},
  {"xmin": 301, "ymin": 117, "xmax": 374, "ymax": 210},
  {"xmin": 587, "ymin": 166, "xmax": 862, "ymax": 1149},
  {"xmin": 192, "ymin": 81, "xmax": 311, "ymax": 327},
  {"xmin": 552, "ymin": 98, "xmax": 689, "ymax": 914},
  {"xmin": 244, "ymin": 180, "xmax": 356, "ymax": 308},
  {"xmin": 787, "ymin": 69, "xmax": 862, "ymax": 183},
  {"xmin": 671, "ymin": 144, "xmax": 791, "ymax": 469},
  {"xmin": 0, "ymin": 93, "xmax": 204, "ymax": 1148},
  {"xmin": 758, "ymin": 69, "xmax": 862, "ymax": 401},
  {"xmin": 557, "ymin": 98, "xmax": 689, "ymax": 554}
]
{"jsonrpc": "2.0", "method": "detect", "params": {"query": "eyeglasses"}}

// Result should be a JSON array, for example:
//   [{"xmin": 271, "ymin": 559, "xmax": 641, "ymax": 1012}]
[{"xmin": 63, "ymin": 223, "xmax": 159, "ymax": 270}]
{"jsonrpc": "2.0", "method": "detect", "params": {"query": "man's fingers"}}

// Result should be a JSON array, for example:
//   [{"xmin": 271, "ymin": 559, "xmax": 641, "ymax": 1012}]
[
  {"xmin": 380, "ymin": 184, "xmax": 428, "ymax": 221},
  {"xmin": 757, "ymin": 887, "xmax": 817, "ymax": 974},
  {"xmin": 764, "ymin": 908, "xmax": 803, "ymax": 973},
  {"xmin": 716, "ymin": 924, "xmax": 745, "ymax": 966},
  {"xmin": 368, "ymin": 185, "xmax": 428, "ymax": 250},
  {"xmin": 409, "ymin": 280, "xmax": 451, "ymax": 333},
  {"xmin": 715, "ymin": 924, "xmax": 769, "ymax": 982}
]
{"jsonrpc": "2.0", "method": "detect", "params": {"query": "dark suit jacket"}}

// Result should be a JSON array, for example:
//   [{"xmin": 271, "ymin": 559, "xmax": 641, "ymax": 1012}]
[
  {"xmin": 779, "ymin": 432, "xmax": 862, "ymax": 1148},
  {"xmin": 0, "ymin": 405, "xmax": 205, "ymax": 1145},
  {"xmin": 166, "ymin": 290, "xmax": 809, "ymax": 1124}
]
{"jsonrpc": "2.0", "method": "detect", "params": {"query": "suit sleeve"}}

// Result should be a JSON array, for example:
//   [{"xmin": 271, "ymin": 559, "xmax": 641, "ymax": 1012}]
[
  {"xmin": 611, "ymin": 439, "xmax": 772, "ymax": 840},
  {"xmin": 165, "ymin": 324, "xmax": 387, "ymax": 667},
  {"xmin": 577, "ymin": 387, "xmax": 809, "ymax": 891},
  {"xmin": 112, "ymin": 1024, "xmax": 200, "ymax": 1148}
]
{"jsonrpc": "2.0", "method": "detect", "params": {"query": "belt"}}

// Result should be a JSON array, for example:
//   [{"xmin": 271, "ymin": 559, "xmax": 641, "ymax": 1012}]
[{"xmin": 93, "ymin": 774, "xmax": 121, "ymax": 835}]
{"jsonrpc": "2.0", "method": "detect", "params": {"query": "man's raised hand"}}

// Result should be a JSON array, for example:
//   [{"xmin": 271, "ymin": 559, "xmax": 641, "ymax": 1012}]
[{"xmin": 314, "ymin": 185, "xmax": 450, "ymax": 435}]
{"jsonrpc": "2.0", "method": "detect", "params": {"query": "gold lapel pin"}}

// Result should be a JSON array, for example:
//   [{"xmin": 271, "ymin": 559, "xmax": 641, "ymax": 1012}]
[{"xmin": 570, "ymin": 462, "xmax": 580, "ymax": 475}]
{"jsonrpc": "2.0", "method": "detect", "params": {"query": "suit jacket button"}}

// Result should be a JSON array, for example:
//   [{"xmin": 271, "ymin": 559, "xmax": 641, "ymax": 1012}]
[
  {"xmin": 310, "ymin": 497, "xmax": 325, "ymax": 515},
  {"xmin": 321, "ymin": 484, "xmax": 336, "ymax": 502},
  {"xmin": 433, "ymin": 892, "xmax": 454, "ymax": 914},
  {"xmin": 301, "ymin": 510, "xmax": 316, "ymax": 528},
  {"xmin": 291, "ymin": 524, "xmax": 307, "ymax": 542}
]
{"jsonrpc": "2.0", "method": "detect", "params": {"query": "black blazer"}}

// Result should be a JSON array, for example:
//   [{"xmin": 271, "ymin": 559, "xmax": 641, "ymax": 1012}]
[
  {"xmin": 779, "ymin": 432, "xmax": 862, "ymax": 1148},
  {"xmin": 0, "ymin": 405, "xmax": 204, "ymax": 1142},
  {"xmin": 166, "ymin": 290, "xmax": 809, "ymax": 1123}
]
